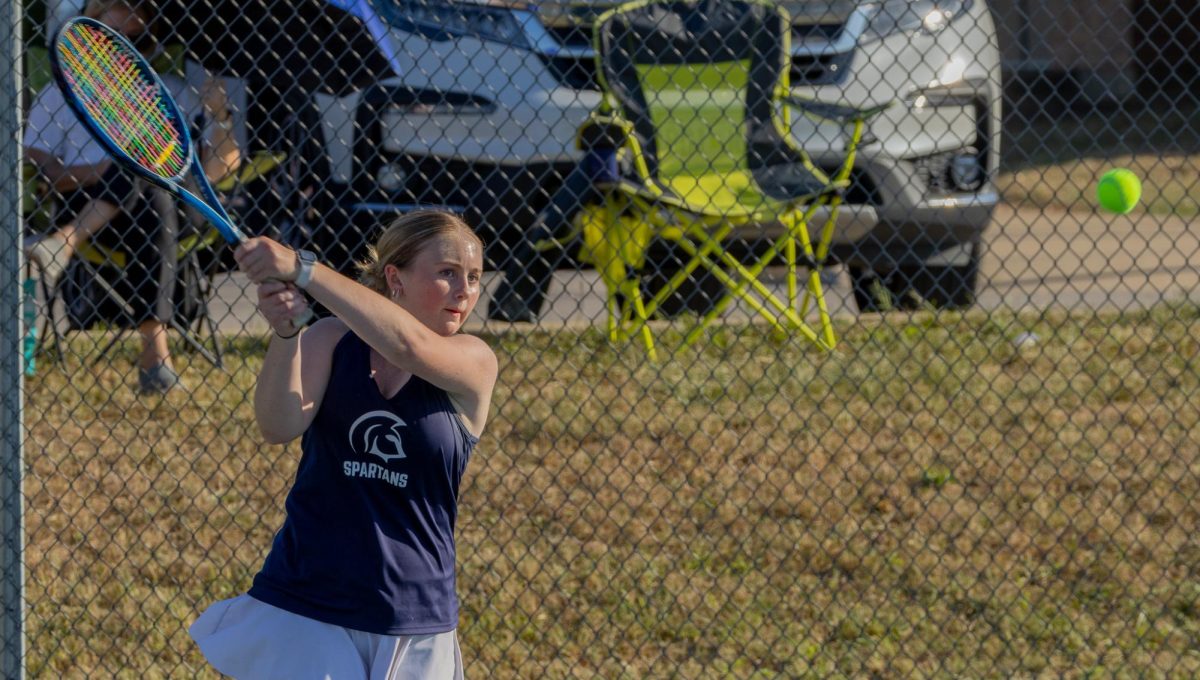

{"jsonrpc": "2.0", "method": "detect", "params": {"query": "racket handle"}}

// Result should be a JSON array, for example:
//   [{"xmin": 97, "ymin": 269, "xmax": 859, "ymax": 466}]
[{"xmin": 292, "ymin": 307, "xmax": 314, "ymax": 328}]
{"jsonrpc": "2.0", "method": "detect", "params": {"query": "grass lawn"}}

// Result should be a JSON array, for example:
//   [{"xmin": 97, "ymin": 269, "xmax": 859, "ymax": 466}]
[{"xmin": 21, "ymin": 306, "xmax": 1200, "ymax": 677}]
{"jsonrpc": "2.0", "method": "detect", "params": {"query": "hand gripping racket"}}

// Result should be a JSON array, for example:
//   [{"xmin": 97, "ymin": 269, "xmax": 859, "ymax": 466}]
[{"xmin": 51, "ymin": 17, "xmax": 312, "ymax": 328}]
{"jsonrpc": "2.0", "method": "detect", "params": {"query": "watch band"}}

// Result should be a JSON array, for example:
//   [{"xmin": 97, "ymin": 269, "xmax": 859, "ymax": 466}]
[{"xmin": 294, "ymin": 249, "xmax": 317, "ymax": 288}]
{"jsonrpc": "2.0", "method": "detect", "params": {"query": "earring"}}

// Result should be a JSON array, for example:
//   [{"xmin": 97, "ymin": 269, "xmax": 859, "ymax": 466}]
[{"xmin": 390, "ymin": 288, "xmax": 401, "ymax": 300}]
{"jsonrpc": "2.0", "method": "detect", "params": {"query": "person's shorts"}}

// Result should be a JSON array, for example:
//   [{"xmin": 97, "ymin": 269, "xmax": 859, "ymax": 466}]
[{"xmin": 189, "ymin": 594, "xmax": 464, "ymax": 680}]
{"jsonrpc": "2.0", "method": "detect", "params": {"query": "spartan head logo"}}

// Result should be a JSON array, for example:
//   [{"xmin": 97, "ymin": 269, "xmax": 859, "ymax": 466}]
[{"xmin": 348, "ymin": 410, "xmax": 408, "ymax": 463}]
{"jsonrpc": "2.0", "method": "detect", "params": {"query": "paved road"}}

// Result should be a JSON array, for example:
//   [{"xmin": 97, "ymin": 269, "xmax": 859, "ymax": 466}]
[{"xmin": 209, "ymin": 204, "xmax": 1200, "ymax": 336}]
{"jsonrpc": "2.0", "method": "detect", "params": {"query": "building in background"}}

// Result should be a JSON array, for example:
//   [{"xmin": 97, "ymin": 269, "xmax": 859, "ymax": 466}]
[{"xmin": 991, "ymin": 0, "xmax": 1198, "ymax": 113}]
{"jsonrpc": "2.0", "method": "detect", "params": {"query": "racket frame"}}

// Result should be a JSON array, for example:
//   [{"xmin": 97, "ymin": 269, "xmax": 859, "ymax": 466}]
[{"xmin": 50, "ymin": 17, "xmax": 246, "ymax": 244}]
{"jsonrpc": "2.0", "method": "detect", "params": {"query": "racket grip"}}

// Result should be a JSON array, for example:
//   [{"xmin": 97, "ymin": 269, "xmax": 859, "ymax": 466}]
[{"xmin": 292, "ymin": 307, "xmax": 314, "ymax": 328}]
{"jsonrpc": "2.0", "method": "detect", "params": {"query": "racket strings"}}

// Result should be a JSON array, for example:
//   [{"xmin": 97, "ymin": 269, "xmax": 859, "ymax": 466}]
[
  {"xmin": 57, "ymin": 24, "xmax": 188, "ymax": 178},
  {"xmin": 66, "ymin": 29, "xmax": 183, "ymax": 172}
]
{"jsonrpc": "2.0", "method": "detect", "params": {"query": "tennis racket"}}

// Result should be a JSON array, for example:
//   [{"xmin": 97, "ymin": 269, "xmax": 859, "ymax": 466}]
[{"xmin": 50, "ymin": 16, "xmax": 311, "ymax": 327}]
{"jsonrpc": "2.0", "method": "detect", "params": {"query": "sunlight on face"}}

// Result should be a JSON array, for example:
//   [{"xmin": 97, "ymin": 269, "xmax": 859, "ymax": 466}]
[{"xmin": 389, "ymin": 233, "xmax": 484, "ymax": 335}]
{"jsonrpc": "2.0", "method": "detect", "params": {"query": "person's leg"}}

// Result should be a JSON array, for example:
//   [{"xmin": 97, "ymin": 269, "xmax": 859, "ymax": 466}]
[
  {"xmin": 25, "ymin": 199, "xmax": 122, "ymax": 286},
  {"xmin": 136, "ymin": 320, "xmax": 179, "ymax": 394},
  {"xmin": 137, "ymin": 320, "xmax": 172, "ymax": 370}
]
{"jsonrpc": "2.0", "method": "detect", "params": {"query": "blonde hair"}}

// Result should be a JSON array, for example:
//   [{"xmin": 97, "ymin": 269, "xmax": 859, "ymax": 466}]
[
  {"xmin": 358, "ymin": 210, "xmax": 484, "ymax": 294},
  {"xmin": 84, "ymin": 1, "xmax": 150, "ymax": 20}
]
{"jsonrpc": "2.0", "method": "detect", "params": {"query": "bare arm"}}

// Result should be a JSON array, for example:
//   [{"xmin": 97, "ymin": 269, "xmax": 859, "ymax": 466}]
[
  {"xmin": 25, "ymin": 147, "xmax": 111, "ymax": 193},
  {"xmin": 197, "ymin": 78, "xmax": 241, "ymax": 184},
  {"xmin": 201, "ymin": 120, "xmax": 240, "ymax": 184},
  {"xmin": 251, "ymin": 281, "xmax": 346, "ymax": 444},
  {"xmin": 236, "ymin": 239, "xmax": 498, "ymax": 436},
  {"xmin": 309, "ymin": 262, "xmax": 498, "ymax": 400},
  {"xmin": 49, "ymin": 197, "xmax": 123, "ymax": 250}
]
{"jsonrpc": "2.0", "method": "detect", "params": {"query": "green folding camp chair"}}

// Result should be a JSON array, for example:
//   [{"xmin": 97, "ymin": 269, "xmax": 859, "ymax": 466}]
[{"xmin": 568, "ymin": 0, "xmax": 888, "ymax": 359}]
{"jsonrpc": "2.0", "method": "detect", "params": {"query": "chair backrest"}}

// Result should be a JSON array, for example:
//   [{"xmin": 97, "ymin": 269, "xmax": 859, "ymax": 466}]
[{"xmin": 594, "ymin": 0, "xmax": 793, "ymax": 192}]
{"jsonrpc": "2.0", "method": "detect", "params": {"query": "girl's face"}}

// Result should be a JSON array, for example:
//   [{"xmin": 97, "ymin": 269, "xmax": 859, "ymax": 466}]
[{"xmin": 384, "ymin": 233, "xmax": 484, "ymax": 336}]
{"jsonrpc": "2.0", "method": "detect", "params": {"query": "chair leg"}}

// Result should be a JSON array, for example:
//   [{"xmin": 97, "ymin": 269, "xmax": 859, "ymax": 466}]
[
  {"xmin": 78, "ymin": 260, "xmax": 136, "ymax": 365},
  {"xmin": 805, "ymin": 268, "xmax": 837, "ymax": 350},
  {"xmin": 627, "ymin": 284, "xmax": 657, "ymax": 361},
  {"xmin": 680, "ymin": 245, "xmax": 813, "ymax": 346},
  {"xmin": 169, "ymin": 318, "xmax": 221, "ymax": 367},
  {"xmin": 187, "ymin": 255, "xmax": 224, "ymax": 368},
  {"xmin": 673, "ymin": 205, "xmax": 839, "ymax": 349},
  {"xmin": 679, "ymin": 203, "xmax": 819, "ymax": 332},
  {"xmin": 786, "ymin": 234, "xmax": 797, "ymax": 310},
  {"xmin": 35, "ymin": 272, "xmax": 64, "ymax": 367},
  {"xmin": 638, "ymin": 223, "xmax": 731, "ymax": 322},
  {"xmin": 203, "ymin": 311, "xmax": 225, "ymax": 369},
  {"xmin": 94, "ymin": 327, "xmax": 129, "ymax": 363},
  {"xmin": 585, "ymin": 198, "xmax": 659, "ymax": 359}
]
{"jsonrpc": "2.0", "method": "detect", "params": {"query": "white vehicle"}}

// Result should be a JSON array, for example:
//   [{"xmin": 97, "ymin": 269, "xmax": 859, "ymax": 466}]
[{"xmin": 43, "ymin": 0, "xmax": 1001, "ymax": 317}]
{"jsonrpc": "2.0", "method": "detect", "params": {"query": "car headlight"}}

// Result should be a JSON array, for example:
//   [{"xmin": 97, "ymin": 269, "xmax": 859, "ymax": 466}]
[
  {"xmin": 862, "ymin": 0, "xmax": 973, "ymax": 42},
  {"xmin": 377, "ymin": 1, "xmax": 531, "ymax": 48}
]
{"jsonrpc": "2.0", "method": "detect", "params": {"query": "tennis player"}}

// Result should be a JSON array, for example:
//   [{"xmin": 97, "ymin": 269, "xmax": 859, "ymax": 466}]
[{"xmin": 190, "ymin": 210, "xmax": 497, "ymax": 679}]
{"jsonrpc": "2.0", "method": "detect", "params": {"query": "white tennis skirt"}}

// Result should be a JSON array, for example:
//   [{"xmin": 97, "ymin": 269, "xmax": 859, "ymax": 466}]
[{"xmin": 189, "ymin": 594, "xmax": 464, "ymax": 680}]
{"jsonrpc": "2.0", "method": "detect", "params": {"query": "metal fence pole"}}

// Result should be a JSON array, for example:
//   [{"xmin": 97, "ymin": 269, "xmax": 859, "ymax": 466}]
[{"xmin": 0, "ymin": 0, "xmax": 25, "ymax": 676}]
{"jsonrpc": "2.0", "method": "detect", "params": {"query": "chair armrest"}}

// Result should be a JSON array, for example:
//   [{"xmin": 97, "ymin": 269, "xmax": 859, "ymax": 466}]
[
  {"xmin": 214, "ymin": 151, "xmax": 287, "ymax": 193},
  {"xmin": 782, "ymin": 96, "xmax": 893, "ymax": 124}
]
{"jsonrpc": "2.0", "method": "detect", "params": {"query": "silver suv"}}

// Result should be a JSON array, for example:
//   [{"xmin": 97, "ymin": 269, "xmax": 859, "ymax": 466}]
[
  {"xmin": 47, "ymin": 0, "xmax": 1001, "ymax": 316},
  {"xmin": 307, "ymin": 0, "xmax": 1001, "ymax": 317}
]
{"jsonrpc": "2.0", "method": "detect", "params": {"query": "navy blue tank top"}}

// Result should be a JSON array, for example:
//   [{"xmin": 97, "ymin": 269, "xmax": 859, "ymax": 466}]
[{"xmin": 249, "ymin": 332, "xmax": 478, "ymax": 635}]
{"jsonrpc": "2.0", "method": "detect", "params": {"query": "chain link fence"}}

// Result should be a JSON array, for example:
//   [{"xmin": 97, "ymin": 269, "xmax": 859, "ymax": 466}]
[{"xmin": 5, "ymin": 0, "xmax": 1200, "ymax": 676}]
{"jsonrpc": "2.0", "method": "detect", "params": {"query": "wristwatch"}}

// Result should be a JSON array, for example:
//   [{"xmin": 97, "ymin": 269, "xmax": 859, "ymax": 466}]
[{"xmin": 293, "ymin": 249, "xmax": 317, "ymax": 288}]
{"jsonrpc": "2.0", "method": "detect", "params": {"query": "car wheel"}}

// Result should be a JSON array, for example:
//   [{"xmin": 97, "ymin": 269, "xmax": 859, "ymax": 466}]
[
  {"xmin": 641, "ymin": 242, "xmax": 726, "ymax": 318},
  {"xmin": 851, "ymin": 244, "xmax": 981, "ymax": 313},
  {"xmin": 895, "ymin": 258, "xmax": 980, "ymax": 310},
  {"xmin": 488, "ymin": 252, "xmax": 553, "ymax": 322},
  {"xmin": 849, "ymin": 265, "xmax": 908, "ymax": 313}
]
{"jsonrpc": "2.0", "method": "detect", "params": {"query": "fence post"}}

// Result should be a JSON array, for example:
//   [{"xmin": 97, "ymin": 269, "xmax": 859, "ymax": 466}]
[{"xmin": 0, "ymin": 0, "xmax": 25, "ymax": 676}]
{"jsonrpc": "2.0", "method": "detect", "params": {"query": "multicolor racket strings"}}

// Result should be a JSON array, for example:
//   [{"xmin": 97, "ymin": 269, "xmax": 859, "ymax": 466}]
[{"xmin": 56, "ymin": 22, "xmax": 188, "ymax": 178}]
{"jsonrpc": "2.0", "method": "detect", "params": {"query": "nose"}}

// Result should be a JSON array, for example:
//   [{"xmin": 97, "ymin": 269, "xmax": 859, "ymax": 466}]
[{"xmin": 453, "ymin": 274, "xmax": 472, "ymax": 299}]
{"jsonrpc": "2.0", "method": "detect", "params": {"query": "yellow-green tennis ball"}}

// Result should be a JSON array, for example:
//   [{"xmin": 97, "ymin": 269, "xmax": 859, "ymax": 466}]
[{"xmin": 1097, "ymin": 168, "xmax": 1141, "ymax": 214}]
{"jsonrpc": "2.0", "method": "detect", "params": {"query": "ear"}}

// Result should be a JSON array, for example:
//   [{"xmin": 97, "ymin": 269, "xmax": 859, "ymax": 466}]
[{"xmin": 383, "ymin": 264, "xmax": 403, "ymax": 297}]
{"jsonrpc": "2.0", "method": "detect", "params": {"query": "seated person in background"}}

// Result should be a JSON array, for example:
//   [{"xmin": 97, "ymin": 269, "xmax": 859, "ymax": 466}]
[{"xmin": 23, "ymin": 0, "xmax": 242, "ymax": 394}]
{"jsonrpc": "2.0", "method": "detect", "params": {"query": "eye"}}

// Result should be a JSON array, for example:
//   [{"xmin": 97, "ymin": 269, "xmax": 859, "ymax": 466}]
[{"xmin": 468, "ymin": 273, "xmax": 481, "ymax": 284}]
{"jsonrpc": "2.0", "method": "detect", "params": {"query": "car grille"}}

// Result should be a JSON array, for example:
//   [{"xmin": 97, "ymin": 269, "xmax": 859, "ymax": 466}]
[
  {"xmin": 544, "ymin": 23, "xmax": 592, "ymax": 50},
  {"xmin": 538, "ymin": 17, "xmax": 853, "ymax": 90}
]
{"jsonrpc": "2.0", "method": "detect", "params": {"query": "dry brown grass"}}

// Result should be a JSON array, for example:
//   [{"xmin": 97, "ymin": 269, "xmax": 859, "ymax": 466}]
[{"xmin": 21, "ymin": 307, "xmax": 1200, "ymax": 677}]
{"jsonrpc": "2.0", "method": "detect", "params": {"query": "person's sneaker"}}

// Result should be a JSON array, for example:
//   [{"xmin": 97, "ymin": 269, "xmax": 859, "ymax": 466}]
[
  {"xmin": 24, "ymin": 236, "xmax": 72, "ymax": 289},
  {"xmin": 137, "ymin": 363, "xmax": 180, "ymax": 395}
]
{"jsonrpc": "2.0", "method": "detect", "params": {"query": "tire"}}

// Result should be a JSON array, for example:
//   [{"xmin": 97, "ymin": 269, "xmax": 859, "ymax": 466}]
[
  {"xmin": 851, "ymin": 244, "xmax": 980, "ymax": 313},
  {"xmin": 640, "ymin": 242, "xmax": 726, "ymax": 318},
  {"xmin": 849, "ymin": 265, "xmax": 904, "ymax": 313},
  {"xmin": 487, "ymin": 251, "xmax": 553, "ymax": 323}
]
